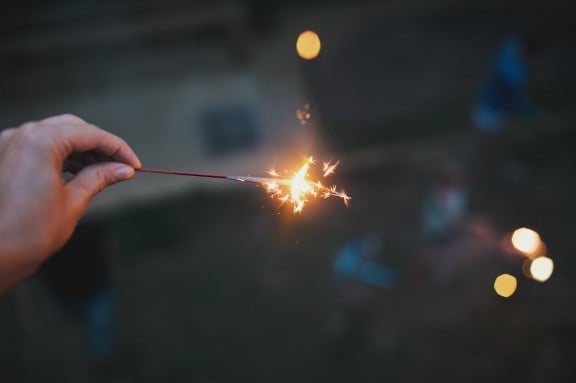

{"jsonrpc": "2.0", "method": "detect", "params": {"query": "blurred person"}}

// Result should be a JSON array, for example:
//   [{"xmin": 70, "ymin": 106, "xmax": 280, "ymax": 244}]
[
  {"xmin": 471, "ymin": 32, "xmax": 545, "ymax": 182},
  {"xmin": 422, "ymin": 163, "xmax": 467, "ymax": 241},
  {"xmin": 421, "ymin": 163, "xmax": 500, "ymax": 290},
  {"xmin": 0, "ymin": 114, "xmax": 140, "ymax": 294},
  {"xmin": 15, "ymin": 219, "xmax": 124, "ymax": 382},
  {"xmin": 329, "ymin": 234, "xmax": 397, "ymax": 365},
  {"xmin": 333, "ymin": 234, "xmax": 397, "ymax": 289}
]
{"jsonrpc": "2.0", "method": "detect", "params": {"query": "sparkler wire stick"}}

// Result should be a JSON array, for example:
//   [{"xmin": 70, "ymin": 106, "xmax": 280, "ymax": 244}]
[
  {"xmin": 136, "ymin": 168, "xmax": 227, "ymax": 180},
  {"xmin": 136, "ymin": 168, "xmax": 281, "ymax": 185}
]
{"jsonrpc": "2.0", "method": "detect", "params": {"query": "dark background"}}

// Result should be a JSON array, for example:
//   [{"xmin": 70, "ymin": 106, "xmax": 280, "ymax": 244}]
[{"xmin": 1, "ymin": 0, "xmax": 575, "ymax": 382}]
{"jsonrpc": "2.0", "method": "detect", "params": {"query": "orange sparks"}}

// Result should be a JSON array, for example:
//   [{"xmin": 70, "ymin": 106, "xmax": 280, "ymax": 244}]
[
  {"xmin": 323, "ymin": 161, "xmax": 339, "ymax": 177},
  {"xmin": 296, "ymin": 104, "xmax": 311, "ymax": 125},
  {"xmin": 264, "ymin": 156, "xmax": 350, "ymax": 213}
]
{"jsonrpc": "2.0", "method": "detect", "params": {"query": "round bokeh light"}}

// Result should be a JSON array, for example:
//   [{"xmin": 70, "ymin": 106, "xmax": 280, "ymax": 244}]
[
  {"xmin": 296, "ymin": 30, "xmax": 321, "ymax": 60},
  {"xmin": 529, "ymin": 256, "xmax": 554, "ymax": 282},
  {"xmin": 494, "ymin": 274, "xmax": 517, "ymax": 298},
  {"xmin": 511, "ymin": 227, "xmax": 541, "ymax": 257}
]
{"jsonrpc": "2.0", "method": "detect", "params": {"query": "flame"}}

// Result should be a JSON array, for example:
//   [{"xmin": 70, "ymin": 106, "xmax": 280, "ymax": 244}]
[{"xmin": 264, "ymin": 156, "xmax": 350, "ymax": 213}]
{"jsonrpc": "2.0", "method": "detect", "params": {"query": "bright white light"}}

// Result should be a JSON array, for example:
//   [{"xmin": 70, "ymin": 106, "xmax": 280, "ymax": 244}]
[
  {"xmin": 511, "ymin": 227, "xmax": 541, "ymax": 257},
  {"xmin": 529, "ymin": 256, "xmax": 554, "ymax": 282}
]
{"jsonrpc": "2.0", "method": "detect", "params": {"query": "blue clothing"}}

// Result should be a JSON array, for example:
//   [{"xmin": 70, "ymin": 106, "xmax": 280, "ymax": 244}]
[
  {"xmin": 86, "ymin": 289, "xmax": 114, "ymax": 363},
  {"xmin": 54, "ymin": 288, "xmax": 114, "ymax": 363},
  {"xmin": 333, "ymin": 240, "xmax": 397, "ymax": 289},
  {"xmin": 473, "ymin": 35, "xmax": 533, "ymax": 133}
]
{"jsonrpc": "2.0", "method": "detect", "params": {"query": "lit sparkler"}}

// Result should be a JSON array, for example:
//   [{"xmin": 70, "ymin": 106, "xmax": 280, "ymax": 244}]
[{"xmin": 137, "ymin": 156, "xmax": 350, "ymax": 213}]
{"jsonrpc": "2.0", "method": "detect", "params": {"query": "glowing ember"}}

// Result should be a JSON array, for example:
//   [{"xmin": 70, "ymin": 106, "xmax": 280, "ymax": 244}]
[
  {"xmin": 296, "ymin": 104, "xmax": 311, "ymax": 125},
  {"xmin": 254, "ymin": 156, "xmax": 350, "ymax": 213}
]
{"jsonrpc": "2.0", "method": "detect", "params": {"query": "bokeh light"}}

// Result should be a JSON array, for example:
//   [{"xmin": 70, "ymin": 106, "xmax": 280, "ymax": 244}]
[
  {"xmin": 494, "ymin": 274, "xmax": 517, "ymax": 298},
  {"xmin": 529, "ymin": 256, "xmax": 554, "ymax": 282},
  {"xmin": 511, "ymin": 227, "xmax": 542, "ymax": 257},
  {"xmin": 296, "ymin": 30, "xmax": 321, "ymax": 60}
]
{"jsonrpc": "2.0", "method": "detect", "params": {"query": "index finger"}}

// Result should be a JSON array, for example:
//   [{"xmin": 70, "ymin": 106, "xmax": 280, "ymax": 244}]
[{"xmin": 51, "ymin": 122, "xmax": 141, "ymax": 169}]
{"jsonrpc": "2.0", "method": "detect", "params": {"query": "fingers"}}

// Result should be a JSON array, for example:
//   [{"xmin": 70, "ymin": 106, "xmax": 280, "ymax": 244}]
[
  {"xmin": 40, "ymin": 114, "xmax": 86, "ymax": 125},
  {"xmin": 58, "ymin": 124, "xmax": 141, "ymax": 168},
  {"xmin": 66, "ymin": 162, "xmax": 135, "ymax": 218},
  {"xmin": 12, "ymin": 114, "xmax": 141, "ymax": 217},
  {"xmin": 0, "ymin": 128, "xmax": 16, "ymax": 144},
  {"xmin": 63, "ymin": 152, "xmax": 120, "ymax": 174},
  {"xmin": 37, "ymin": 114, "xmax": 141, "ymax": 169}
]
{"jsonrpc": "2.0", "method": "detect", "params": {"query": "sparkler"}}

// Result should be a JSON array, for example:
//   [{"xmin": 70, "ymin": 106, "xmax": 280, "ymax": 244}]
[{"xmin": 136, "ymin": 156, "xmax": 350, "ymax": 213}]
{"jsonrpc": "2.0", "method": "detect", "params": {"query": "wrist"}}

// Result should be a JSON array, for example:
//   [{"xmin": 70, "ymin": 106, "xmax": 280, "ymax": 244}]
[{"xmin": 0, "ymin": 234, "xmax": 41, "ymax": 294}]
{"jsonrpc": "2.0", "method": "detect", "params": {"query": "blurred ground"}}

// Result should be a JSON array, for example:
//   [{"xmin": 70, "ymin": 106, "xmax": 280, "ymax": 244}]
[{"xmin": 1, "ymin": 0, "xmax": 576, "ymax": 382}]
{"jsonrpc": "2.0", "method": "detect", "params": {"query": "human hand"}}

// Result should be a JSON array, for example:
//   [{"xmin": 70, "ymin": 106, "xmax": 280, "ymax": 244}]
[{"xmin": 0, "ymin": 114, "xmax": 140, "ymax": 292}]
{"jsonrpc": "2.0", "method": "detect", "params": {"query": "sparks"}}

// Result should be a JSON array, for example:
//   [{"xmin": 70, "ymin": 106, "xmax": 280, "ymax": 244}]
[
  {"xmin": 257, "ymin": 156, "xmax": 350, "ymax": 213},
  {"xmin": 322, "ymin": 160, "xmax": 339, "ymax": 177},
  {"xmin": 296, "ymin": 103, "xmax": 311, "ymax": 125}
]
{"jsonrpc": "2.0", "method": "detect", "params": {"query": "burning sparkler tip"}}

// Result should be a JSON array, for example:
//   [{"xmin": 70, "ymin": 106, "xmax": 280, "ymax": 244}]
[{"xmin": 259, "ymin": 156, "xmax": 350, "ymax": 213}]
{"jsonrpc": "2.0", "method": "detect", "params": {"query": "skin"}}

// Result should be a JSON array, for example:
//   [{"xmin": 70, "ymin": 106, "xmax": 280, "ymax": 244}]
[{"xmin": 0, "ymin": 114, "xmax": 140, "ymax": 294}]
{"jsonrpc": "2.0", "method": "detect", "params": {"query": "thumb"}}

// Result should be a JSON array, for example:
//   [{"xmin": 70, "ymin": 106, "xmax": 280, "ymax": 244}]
[{"xmin": 66, "ymin": 162, "xmax": 134, "ymax": 215}]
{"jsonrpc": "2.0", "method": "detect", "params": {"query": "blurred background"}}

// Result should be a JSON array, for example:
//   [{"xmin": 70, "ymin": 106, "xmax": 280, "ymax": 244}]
[{"xmin": 1, "ymin": 0, "xmax": 575, "ymax": 382}]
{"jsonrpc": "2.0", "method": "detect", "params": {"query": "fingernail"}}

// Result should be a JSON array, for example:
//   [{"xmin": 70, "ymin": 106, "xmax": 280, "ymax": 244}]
[{"xmin": 114, "ymin": 166, "xmax": 134, "ymax": 182}]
